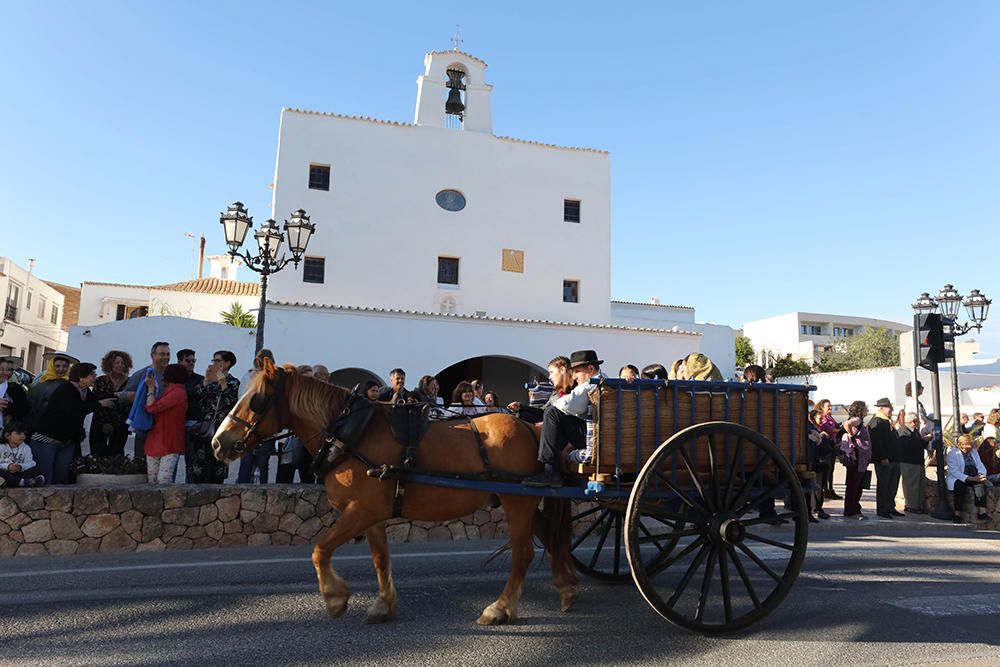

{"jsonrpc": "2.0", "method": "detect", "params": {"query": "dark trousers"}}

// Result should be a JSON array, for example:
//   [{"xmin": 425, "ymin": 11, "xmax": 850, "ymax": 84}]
[
  {"xmin": 133, "ymin": 432, "xmax": 147, "ymax": 459},
  {"xmin": 875, "ymin": 461, "xmax": 901, "ymax": 516},
  {"xmin": 844, "ymin": 464, "xmax": 865, "ymax": 516},
  {"xmin": 237, "ymin": 451, "xmax": 271, "ymax": 483},
  {"xmin": 824, "ymin": 452, "xmax": 837, "ymax": 492},
  {"xmin": 537, "ymin": 406, "xmax": 586, "ymax": 467},
  {"xmin": 813, "ymin": 464, "xmax": 829, "ymax": 511},
  {"xmin": 0, "ymin": 466, "xmax": 41, "ymax": 486},
  {"xmin": 953, "ymin": 479, "xmax": 988, "ymax": 513},
  {"xmin": 276, "ymin": 462, "xmax": 316, "ymax": 484},
  {"xmin": 29, "ymin": 437, "xmax": 75, "ymax": 485},
  {"xmin": 88, "ymin": 422, "xmax": 129, "ymax": 459}
]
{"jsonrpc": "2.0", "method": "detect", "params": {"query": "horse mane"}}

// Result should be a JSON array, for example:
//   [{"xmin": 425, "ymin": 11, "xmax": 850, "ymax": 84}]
[{"xmin": 286, "ymin": 366, "xmax": 350, "ymax": 427}]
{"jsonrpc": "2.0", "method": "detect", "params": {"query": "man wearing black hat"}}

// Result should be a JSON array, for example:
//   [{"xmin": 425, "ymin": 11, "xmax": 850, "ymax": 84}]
[
  {"xmin": 523, "ymin": 350, "xmax": 603, "ymax": 488},
  {"xmin": 869, "ymin": 397, "xmax": 902, "ymax": 518}
]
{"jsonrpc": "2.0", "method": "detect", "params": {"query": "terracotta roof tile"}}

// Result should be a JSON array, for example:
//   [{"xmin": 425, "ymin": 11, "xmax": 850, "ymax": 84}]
[
  {"xmin": 612, "ymin": 299, "xmax": 694, "ymax": 310},
  {"xmin": 83, "ymin": 278, "xmax": 259, "ymax": 296},
  {"xmin": 426, "ymin": 49, "xmax": 489, "ymax": 68},
  {"xmin": 269, "ymin": 301, "xmax": 701, "ymax": 336}
]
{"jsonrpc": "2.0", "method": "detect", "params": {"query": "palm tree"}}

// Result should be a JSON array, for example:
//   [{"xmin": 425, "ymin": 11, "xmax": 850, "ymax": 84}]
[{"xmin": 220, "ymin": 302, "xmax": 256, "ymax": 328}]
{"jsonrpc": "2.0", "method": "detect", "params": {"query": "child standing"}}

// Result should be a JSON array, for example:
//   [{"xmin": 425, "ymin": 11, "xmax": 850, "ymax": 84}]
[{"xmin": 0, "ymin": 422, "xmax": 45, "ymax": 487}]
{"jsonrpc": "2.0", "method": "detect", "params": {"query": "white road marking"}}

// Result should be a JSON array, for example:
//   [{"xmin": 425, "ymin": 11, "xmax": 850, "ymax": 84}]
[{"xmin": 0, "ymin": 549, "xmax": 500, "ymax": 579}]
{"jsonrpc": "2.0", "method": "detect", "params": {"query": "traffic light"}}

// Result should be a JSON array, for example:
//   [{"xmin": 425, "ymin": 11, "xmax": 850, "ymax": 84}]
[{"xmin": 916, "ymin": 313, "xmax": 954, "ymax": 369}]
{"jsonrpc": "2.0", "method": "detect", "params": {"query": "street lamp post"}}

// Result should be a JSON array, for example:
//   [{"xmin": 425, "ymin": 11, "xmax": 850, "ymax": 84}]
[
  {"xmin": 220, "ymin": 202, "xmax": 315, "ymax": 354},
  {"xmin": 911, "ymin": 285, "xmax": 990, "ymax": 521}
]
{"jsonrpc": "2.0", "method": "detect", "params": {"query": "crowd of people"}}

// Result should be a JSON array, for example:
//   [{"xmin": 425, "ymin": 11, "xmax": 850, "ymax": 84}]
[{"xmin": 2, "ymin": 346, "xmax": 999, "ymax": 523}]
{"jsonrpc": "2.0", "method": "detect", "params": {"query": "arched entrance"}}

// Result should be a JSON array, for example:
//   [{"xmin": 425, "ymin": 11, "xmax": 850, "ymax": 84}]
[
  {"xmin": 435, "ymin": 355, "xmax": 546, "ymax": 407},
  {"xmin": 329, "ymin": 367, "xmax": 383, "ymax": 390}
]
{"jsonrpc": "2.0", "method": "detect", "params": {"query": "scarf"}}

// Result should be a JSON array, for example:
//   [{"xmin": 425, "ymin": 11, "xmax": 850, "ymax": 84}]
[
  {"xmin": 873, "ymin": 410, "xmax": 892, "ymax": 423},
  {"xmin": 37, "ymin": 357, "xmax": 70, "ymax": 384}
]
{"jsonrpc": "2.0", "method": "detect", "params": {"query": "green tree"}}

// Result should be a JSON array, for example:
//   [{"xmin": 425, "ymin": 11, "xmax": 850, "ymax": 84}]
[
  {"xmin": 735, "ymin": 336, "xmax": 755, "ymax": 368},
  {"xmin": 842, "ymin": 326, "xmax": 900, "ymax": 369},
  {"xmin": 220, "ymin": 302, "xmax": 256, "ymax": 328},
  {"xmin": 772, "ymin": 354, "xmax": 811, "ymax": 378}
]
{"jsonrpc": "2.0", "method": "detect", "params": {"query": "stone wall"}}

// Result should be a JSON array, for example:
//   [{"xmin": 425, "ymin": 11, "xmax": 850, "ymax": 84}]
[
  {"xmin": 925, "ymin": 477, "xmax": 1000, "ymax": 530},
  {"xmin": 0, "ymin": 485, "xmax": 514, "ymax": 558}
]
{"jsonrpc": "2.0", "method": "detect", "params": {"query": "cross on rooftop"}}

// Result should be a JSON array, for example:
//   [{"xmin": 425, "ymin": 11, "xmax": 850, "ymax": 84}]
[{"xmin": 451, "ymin": 25, "xmax": 463, "ymax": 50}]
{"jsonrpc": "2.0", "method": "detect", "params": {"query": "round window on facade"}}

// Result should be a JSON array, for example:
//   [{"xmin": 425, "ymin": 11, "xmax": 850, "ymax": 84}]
[{"xmin": 436, "ymin": 189, "xmax": 466, "ymax": 212}]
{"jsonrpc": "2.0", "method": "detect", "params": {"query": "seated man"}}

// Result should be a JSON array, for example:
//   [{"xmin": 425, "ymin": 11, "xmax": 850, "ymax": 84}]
[{"xmin": 523, "ymin": 350, "xmax": 603, "ymax": 488}]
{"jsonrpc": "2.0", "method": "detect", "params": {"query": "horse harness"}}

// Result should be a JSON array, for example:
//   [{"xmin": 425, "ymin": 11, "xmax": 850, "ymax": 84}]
[{"xmin": 235, "ymin": 373, "xmax": 496, "ymax": 519}]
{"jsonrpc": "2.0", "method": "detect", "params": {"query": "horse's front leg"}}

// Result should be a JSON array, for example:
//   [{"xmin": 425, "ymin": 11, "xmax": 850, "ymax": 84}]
[
  {"xmin": 312, "ymin": 504, "xmax": 369, "ymax": 619},
  {"xmin": 477, "ymin": 495, "xmax": 536, "ymax": 625},
  {"xmin": 362, "ymin": 522, "xmax": 398, "ymax": 624}
]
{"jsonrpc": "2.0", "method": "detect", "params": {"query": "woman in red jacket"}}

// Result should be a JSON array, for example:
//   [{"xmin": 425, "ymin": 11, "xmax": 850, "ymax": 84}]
[{"xmin": 144, "ymin": 363, "xmax": 188, "ymax": 484}]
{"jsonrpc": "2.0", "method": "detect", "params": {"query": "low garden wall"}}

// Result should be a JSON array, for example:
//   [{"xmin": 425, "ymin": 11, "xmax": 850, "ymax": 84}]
[
  {"xmin": 925, "ymin": 478, "xmax": 1000, "ymax": 529},
  {"xmin": 0, "ymin": 485, "xmax": 513, "ymax": 558}
]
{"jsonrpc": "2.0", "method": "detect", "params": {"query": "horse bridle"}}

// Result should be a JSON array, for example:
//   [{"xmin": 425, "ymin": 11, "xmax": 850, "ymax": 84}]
[{"xmin": 225, "ymin": 368, "xmax": 289, "ymax": 454}]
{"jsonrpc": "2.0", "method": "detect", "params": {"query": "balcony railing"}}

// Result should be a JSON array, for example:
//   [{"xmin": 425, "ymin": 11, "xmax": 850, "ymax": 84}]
[{"xmin": 3, "ymin": 302, "xmax": 17, "ymax": 322}]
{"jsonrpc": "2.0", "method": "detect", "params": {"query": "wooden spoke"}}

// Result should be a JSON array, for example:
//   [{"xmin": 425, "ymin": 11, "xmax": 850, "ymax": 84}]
[
  {"xmin": 733, "ymin": 485, "xmax": 784, "ymax": 518},
  {"xmin": 665, "ymin": 541, "xmax": 711, "ymax": 610},
  {"xmin": 570, "ymin": 505, "xmax": 603, "ymax": 523},
  {"xmin": 612, "ymin": 513, "xmax": 622, "ymax": 576},
  {"xmin": 722, "ymin": 436, "xmax": 745, "ymax": 509},
  {"xmin": 728, "ymin": 452, "xmax": 774, "ymax": 512},
  {"xmin": 726, "ymin": 545, "xmax": 761, "ymax": 609},
  {"xmin": 718, "ymin": 545, "xmax": 734, "ymax": 624},
  {"xmin": 638, "ymin": 521, "xmax": 667, "ymax": 550},
  {"xmin": 635, "ymin": 527, "xmax": 701, "ymax": 544},
  {"xmin": 694, "ymin": 547, "xmax": 718, "ymax": 624},
  {"xmin": 735, "ymin": 541, "xmax": 783, "ymax": 584},
  {"xmin": 743, "ymin": 532, "xmax": 796, "ymax": 551},
  {"xmin": 588, "ymin": 512, "xmax": 616, "ymax": 571},
  {"xmin": 655, "ymin": 471, "xmax": 709, "ymax": 517},
  {"xmin": 637, "ymin": 501, "xmax": 690, "ymax": 524},
  {"xmin": 646, "ymin": 535, "xmax": 707, "ymax": 579},
  {"xmin": 571, "ymin": 509, "xmax": 609, "ymax": 552},
  {"xmin": 676, "ymin": 445, "xmax": 715, "ymax": 513}
]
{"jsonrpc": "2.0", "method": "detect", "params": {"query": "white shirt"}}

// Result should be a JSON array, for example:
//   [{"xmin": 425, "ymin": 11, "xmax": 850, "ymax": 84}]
[
  {"xmin": 0, "ymin": 442, "xmax": 35, "ymax": 472},
  {"xmin": 945, "ymin": 446, "xmax": 987, "ymax": 491},
  {"xmin": 552, "ymin": 372, "xmax": 603, "ymax": 418}
]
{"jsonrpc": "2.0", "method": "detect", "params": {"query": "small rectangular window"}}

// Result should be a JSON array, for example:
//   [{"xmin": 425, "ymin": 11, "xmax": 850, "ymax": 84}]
[
  {"xmin": 38, "ymin": 297, "xmax": 46, "ymax": 319},
  {"xmin": 116, "ymin": 304, "xmax": 126, "ymax": 321},
  {"xmin": 51, "ymin": 305, "xmax": 58, "ymax": 325},
  {"xmin": 800, "ymin": 325, "xmax": 807, "ymax": 335},
  {"xmin": 303, "ymin": 257, "xmax": 325, "ymax": 284},
  {"xmin": 563, "ymin": 280, "xmax": 579, "ymax": 303},
  {"xmin": 308, "ymin": 164, "xmax": 330, "ymax": 191},
  {"xmin": 438, "ymin": 257, "xmax": 460, "ymax": 285},
  {"xmin": 564, "ymin": 199, "xmax": 581, "ymax": 223},
  {"xmin": 26, "ymin": 291, "xmax": 32, "ymax": 309}
]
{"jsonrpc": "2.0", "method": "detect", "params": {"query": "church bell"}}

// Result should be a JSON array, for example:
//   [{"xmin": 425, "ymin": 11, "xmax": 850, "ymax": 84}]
[{"xmin": 445, "ymin": 88, "xmax": 465, "ymax": 115}]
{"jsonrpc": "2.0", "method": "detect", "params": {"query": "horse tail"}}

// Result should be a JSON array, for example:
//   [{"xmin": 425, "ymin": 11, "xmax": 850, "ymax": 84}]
[{"xmin": 537, "ymin": 497, "xmax": 572, "ymax": 554}]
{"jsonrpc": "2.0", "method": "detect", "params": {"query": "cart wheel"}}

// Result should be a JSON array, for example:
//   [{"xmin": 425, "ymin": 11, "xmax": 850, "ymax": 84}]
[
  {"xmin": 571, "ymin": 502, "xmax": 684, "ymax": 582},
  {"xmin": 624, "ymin": 422, "xmax": 808, "ymax": 635}
]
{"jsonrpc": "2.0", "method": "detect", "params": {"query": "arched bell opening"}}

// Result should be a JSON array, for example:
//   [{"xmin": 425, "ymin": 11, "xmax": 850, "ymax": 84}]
[{"xmin": 444, "ymin": 66, "xmax": 467, "ymax": 129}]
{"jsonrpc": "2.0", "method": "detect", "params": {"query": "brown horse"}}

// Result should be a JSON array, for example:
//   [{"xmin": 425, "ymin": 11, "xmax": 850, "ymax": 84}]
[{"xmin": 212, "ymin": 358, "xmax": 578, "ymax": 625}]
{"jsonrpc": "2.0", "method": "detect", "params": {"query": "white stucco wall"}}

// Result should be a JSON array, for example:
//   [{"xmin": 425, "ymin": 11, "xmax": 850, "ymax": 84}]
[
  {"xmin": 68, "ymin": 317, "xmax": 257, "ymax": 380},
  {"xmin": 263, "ymin": 303, "xmax": 701, "ymax": 387},
  {"xmin": 267, "ymin": 109, "xmax": 611, "ymax": 324},
  {"xmin": 78, "ymin": 283, "xmax": 258, "ymax": 327},
  {"xmin": 744, "ymin": 311, "xmax": 910, "ymax": 364}
]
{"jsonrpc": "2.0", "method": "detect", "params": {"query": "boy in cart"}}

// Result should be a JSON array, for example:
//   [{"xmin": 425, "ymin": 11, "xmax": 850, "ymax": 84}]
[{"xmin": 522, "ymin": 350, "xmax": 604, "ymax": 488}]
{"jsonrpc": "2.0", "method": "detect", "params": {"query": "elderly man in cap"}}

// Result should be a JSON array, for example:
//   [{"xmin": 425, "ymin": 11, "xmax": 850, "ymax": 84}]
[
  {"xmin": 869, "ymin": 397, "xmax": 903, "ymax": 518},
  {"xmin": 523, "ymin": 350, "xmax": 603, "ymax": 488}
]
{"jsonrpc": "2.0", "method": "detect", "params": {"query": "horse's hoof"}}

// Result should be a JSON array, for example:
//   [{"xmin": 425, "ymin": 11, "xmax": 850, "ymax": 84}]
[
  {"xmin": 476, "ymin": 603, "xmax": 513, "ymax": 626},
  {"xmin": 325, "ymin": 595, "xmax": 350, "ymax": 619},
  {"xmin": 363, "ymin": 600, "xmax": 395, "ymax": 624},
  {"xmin": 559, "ymin": 586, "xmax": 577, "ymax": 613}
]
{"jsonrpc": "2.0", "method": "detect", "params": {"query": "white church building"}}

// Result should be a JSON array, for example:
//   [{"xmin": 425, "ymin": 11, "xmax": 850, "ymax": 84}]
[{"xmin": 256, "ymin": 48, "xmax": 734, "ymax": 399}]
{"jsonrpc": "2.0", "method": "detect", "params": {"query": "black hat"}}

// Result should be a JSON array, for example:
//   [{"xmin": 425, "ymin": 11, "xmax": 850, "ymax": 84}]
[
  {"xmin": 569, "ymin": 350, "xmax": 603, "ymax": 369},
  {"xmin": 875, "ymin": 397, "xmax": 893, "ymax": 408}
]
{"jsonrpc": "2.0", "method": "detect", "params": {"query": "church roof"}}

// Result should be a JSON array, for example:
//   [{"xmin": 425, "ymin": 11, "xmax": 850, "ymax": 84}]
[
  {"xmin": 268, "ymin": 301, "xmax": 701, "ymax": 336},
  {"xmin": 426, "ymin": 49, "xmax": 488, "ymax": 68},
  {"xmin": 612, "ymin": 299, "xmax": 694, "ymax": 310},
  {"xmin": 84, "ymin": 278, "xmax": 260, "ymax": 296},
  {"xmin": 283, "ymin": 108, "xmax": 609, "ymax": 155}
]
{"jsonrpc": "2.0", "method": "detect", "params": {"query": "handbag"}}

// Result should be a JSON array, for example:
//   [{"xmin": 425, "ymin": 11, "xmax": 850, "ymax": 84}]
[
  {"xmin": 189, "ymin": 394, "xmax": 223, "ymax": 439},
  {"xmin": 860, "ymin": 469, "xmax": 873, "ymax": 490}
]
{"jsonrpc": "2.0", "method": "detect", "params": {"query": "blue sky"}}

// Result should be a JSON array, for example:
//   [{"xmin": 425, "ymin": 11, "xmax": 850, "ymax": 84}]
[{"xmin": 3, "ymin": 2, "xmax": 998, "ymax": 352}]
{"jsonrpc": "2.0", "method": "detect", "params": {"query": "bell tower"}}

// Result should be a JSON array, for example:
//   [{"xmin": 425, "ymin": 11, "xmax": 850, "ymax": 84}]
[{"xmin": 414, "ymin": 49, "xmax": 492, "ymax": 133}]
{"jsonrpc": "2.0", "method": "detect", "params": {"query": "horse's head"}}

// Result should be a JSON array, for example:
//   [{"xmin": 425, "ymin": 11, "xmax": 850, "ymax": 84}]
[{"xmin": 212, "ymin": 357, "xmax": 290, "ymax": 463}]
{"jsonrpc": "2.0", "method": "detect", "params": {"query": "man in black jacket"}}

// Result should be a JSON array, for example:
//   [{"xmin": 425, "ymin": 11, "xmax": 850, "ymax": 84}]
[
  {"xmin": 896, "ymin": 412, "xmax": 929, "ymax": 513},
  {"xmin": 869, "ymin": 397, "xmax": 902, "ymax": 518}
]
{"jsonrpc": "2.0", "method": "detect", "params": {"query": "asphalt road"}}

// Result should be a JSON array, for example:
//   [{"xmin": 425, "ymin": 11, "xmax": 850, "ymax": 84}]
[{"xmin": 0, "ymin": 515, "xmax": 998, "ymax": 667}]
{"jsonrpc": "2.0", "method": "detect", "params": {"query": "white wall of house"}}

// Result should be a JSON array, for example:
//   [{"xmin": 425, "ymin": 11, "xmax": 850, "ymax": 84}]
[
  {"xmin": 68, "ymin": 317, "xmax": 257, "ymax": 380},
  {"xmin": 263, "ymin": 302, "xmax": 702, "ymax": 388},
  {"xmin": 267, "ymin": 49, "xmax": 612, "ymax": 325},
  {"xmin": 0, "ymin": 257, "xmax": 68, "ymax": 373},
  {"xmin": 78, "ymin": 283, "xmax": 259, "ymax": 327},
  {"xmin": 743, "ymin": 311, "xmax": 910, "ymax": 365}
]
